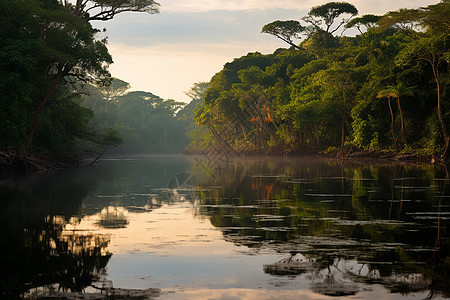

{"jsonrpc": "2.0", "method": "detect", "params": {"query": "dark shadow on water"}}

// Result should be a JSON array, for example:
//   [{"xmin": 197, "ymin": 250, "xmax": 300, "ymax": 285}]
[
  {"xmin": 0, "ymin": 156, "xmax": 190, "ymax": 298},
  {"xmin": 1, "ymin": 155, "xmax": 449, "ymax": 298},
  {"xmin": 193, "ymin": 156, "xmax": 450, "ymax": 298}
]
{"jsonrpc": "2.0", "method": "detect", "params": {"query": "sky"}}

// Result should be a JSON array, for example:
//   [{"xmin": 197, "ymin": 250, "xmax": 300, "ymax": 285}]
[{"xmin": 92, "ymin": 0, "xmax": 439, "ymax": 103}]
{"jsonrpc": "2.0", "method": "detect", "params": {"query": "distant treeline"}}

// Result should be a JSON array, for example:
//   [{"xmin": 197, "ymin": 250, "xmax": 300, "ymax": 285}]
[
  {"xmin": 82, "ymin": 79, "xmax": 202, "ymax": 154},
  {"xmin": 1, "ymin": 0, "xmax": 449, "ymax": 171},
  {"xmin": 0, "ymin": 0, "xmax": 187, "ymax": 170},
  {"xmin": 191, "ymin": 1, "xmax": 449, "ymax": 159}
]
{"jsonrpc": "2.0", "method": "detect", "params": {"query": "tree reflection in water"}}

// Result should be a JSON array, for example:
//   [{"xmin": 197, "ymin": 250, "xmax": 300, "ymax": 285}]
[
  {"xmin": 193, "ymin": 156, "xmax": 450, "ymax": 298},
  {"xmin": 0, "ymin": 169, "xmax": 163, "ymax": 299},
  {"xmin": 0, "ymin": 157, "xmax": 197, "ymax": 298},
  {"xmin": 263, "ymin": 252, "xmax": 313, "ymax": 276},
  {"xmin": 0, "ymin": 171, "xmax": 112, "ymax": 298},
  {"xmin": 1, "ymin": 156, "xmax": 449, "ymax": 299},
  {"xmin": 96, "ymin": 206, "xmax": 129, "ymax": 229}
]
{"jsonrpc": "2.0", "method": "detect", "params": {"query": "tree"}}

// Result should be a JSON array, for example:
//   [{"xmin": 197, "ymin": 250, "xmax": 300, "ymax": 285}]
[
  {"xmin": 25, "ymin": 1, "xmax": 113, "ymax": 150},
  {"xmin": 302, "ymin": 2, "xmax": 358, "ymax": 34},
  {"xmin": 377, "ymin": 84, "xmax": 414, "ymax": 147},
  {"xmin": 301, "ymin": 29, "xmax": 339, "ymax": 58},
  {"xmin": 377, "ymin": 9, "xmax": 424, "ymax": 37},
  {"xmin": 388, "ymin": 1, "xmax": 450, "ymax": 157},
  {"xmin": 99, "ymin": 78, "xmax": 130, "ymax": 112},
  {"xmin": 345, "ymin": 14, "xmax": 381, "ymax": 36},
  {"xmin": 262, "ymin": 20, "xmax": 306, "ymax": 50},
  {"xmin": 185, "ymin": 82, "xmax": 210, "ymax": 102},
  {"xmin": 393, "ymin": 84, "xmax": 414, "ymax": 144},
  {"xmin": 377, "ymin": 87, "xmax": 399, "ymax": 147},
  {"xmin": 317, "ymin": 67, "xmax": 362, "ymax": 150},
  {"xmin": 25, "ymin": 0, "xmax": 160, "ymax": 151},
  {"xmin": 61, "ymin": 0, "xmax": 160, "ymax": 21},
  {"xmin": 179, "ymin": 82, "xmax": 210, "ymax": 126},
  {"xmin": 187, "ymin": 1, "xmax": 449, "ymax": 157},
  {"xmin": 0, "ymin": 0, "xmax": 41, "ymax": 149},
  {"xmin": 396, "ymin": 34, "xmax": 450, "ymax": 156}
]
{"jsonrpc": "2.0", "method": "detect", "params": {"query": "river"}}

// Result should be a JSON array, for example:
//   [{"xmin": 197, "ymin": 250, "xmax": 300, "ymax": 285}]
[{"xmin": 1, "ymin": 155, "xmax": 449, "ymax": 299}]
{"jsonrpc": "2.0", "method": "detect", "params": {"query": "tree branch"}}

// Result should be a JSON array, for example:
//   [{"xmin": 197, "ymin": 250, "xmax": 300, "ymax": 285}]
[{"xmin": 26, "ymin": 66, "xmax": 63, "ymax": 151}]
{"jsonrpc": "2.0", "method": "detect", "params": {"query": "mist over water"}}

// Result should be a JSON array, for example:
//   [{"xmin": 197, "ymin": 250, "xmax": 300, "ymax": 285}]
[{"xmin": 1, "ymin": 155, "xmax": 449, "ymax": 299}]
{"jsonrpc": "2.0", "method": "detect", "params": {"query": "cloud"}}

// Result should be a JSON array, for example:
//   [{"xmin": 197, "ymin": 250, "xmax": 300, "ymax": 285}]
[
  {"xmin": 352, "ymin": 0, "xmax": 439, "ymax": 14},
  {"xmin": 97, "ymin": 0, "xmax": 440, "ymax": 103},
  {"xmin": 160, "ymin": 0, "xmax": 316, "ymax": 12},
  {"xmin": 94, "ymin": 8, "xmax": 306, "ymax": 47},
  {"xmin": 96, "ymin": 0, "xmax": 440, "ymax": 49},
  {"xmin": 107, "ymin": 40, "xmax": 281, "ymax": 102},
  {"xmin": 160, "ymin": 0, "xmax": 438, "ymax": 14}
]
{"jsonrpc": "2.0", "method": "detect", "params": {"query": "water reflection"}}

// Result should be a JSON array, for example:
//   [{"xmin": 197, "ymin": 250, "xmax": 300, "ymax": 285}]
[
  {"xmin": 96, "ymin": 206, "xmax": 129, "ymax": 229},
  {"xmin": 0, "ymin": 155, "xmax": 449, "ymax": 299},
  {"xmin": 194, "ymin": 157, "xmax": 450, "ymax": 298},
  {"xmin": 0, "ymin": 171, "xmax": 111, "ymax": 298},
  {"xmin": 0, "ymin": 156, "xmax": 199, "ymax": 298}
]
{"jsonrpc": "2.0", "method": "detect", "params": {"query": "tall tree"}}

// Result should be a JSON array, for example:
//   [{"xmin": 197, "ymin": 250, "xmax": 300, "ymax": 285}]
[
  {"xmin": 25, "ymin": 1, "xmax": 113, "ymax": 150},
  {"xmin": 377, "ymin": 87, "xmax": 399, "ymax": 148},
  {"xmin": 26, "ymin": 0, "xmax": 160, "ymax": 150},
  {"xmin": 396, "ymin": 34, "xmax": 450, "ymax": 156},
  {"xmin": 185, "ymin": 82, "xmax": 210, "ymax": 102},
  {"xmin": 99, "ymin": 78, "xmax": 130, "ymax": 112},
  {"xmin": 345, "ymin": 14, "xmax": 381, "ymax": 36},
  {"xmin": 61, "ymin": 0, "xmax": 160, "ymax": 21},
  {"xmin": 261, "ymin": 20, "xmax": 306, "ymax": 50},
  {"xmin": 0, "ymin": 0, "xmax": 41, "ymax": 148},
  {"xmin": 389, "ymin": 1, "xmax": 450, "ymax": 157},
  {"xmin": 316, "ymin": 66, "xmax": 363, "ymax": 151},
  {"xmin": 392, "ymin": 84, "xmax": 414, "ymax": 144},
  {"xmin": 302, "ymin": 2, "xmax": 358, "ymax": 34}
]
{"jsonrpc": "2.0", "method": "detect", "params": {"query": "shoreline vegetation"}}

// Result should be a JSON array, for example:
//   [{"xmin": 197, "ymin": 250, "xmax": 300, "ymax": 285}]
[
  {"xmin": 0, "ymin": 147, "xmax": 437, "ymax": 174},
  {"xmin": 1, "ymin": 1, "xmax": 449, "ymax": 172},
  {"xmin": 187, "ymin": 1, "xmax": 450, "ymax": 163},
  {"xmin": 183, "ymin": 148, "xmax": 437, "ymax": 165}
]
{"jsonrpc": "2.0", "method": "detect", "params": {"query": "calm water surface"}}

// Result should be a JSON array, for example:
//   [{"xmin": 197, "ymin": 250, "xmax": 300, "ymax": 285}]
[{"xmin": 1, "ymin": 155, "xmax": 449, "ymax": 299}]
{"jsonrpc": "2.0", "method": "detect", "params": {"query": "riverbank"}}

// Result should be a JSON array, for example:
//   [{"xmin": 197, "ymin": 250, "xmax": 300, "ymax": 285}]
[
  {"xmin": 184, "ymin": 146, "xmax": 440, "ymax": 165},
  {"xmin": 0, "ymin": 149, "xmax": 83, "ymax": 173},
  {"xmin": 0, "ymin": 146, "xmax": 442, "ymax": 174},
  {"xmin": 318, "ymin": 148, "xmax": 437, "ymax": 165}
]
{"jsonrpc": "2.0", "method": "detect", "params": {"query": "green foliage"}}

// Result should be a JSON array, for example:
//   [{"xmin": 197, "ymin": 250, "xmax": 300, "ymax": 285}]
[
  {"xmin": 303, "ymin": 1, "xmax": 358, "ymax": 34},
  {"xmin": 346, "ymin": 14, "xmax": 381, "ymax": 36},
  {"xmin": 0, "ymin": 0, "xmax": 40, "ymax": 148},
  {"xmin": 261, "ymin": 20, "xmax": 306, "ymax": 50},
  {"xmin": 64, "ymin": 0, "xmax": 160, "ymax": 21},
  {"xmin": 83, "ymin": 82, "xmax": 189, "ymax": 153},
  {"xmin": 0, "ymin": 0, "xmax": 163, "ymax": 161},
  {"xmin": 302, "ymin": 30, "xmax": 340, "ymax": 58},
  {"xmin": 192, "ymin": 1, "xmax": 449, "ymax": 157}
]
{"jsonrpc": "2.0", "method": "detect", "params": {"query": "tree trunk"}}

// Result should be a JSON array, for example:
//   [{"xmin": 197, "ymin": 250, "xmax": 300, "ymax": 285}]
[
  {"xmin": 26, "ymin": 66, "xmax": 63, "ymax": 151},
  {"xmin": 73, "ymin": 0, "xmax": 83, "ymax": 16},
  {"xmin": 396, "ymin": 98, "xmax": 405, "ymax": 145},
  {"xmin": 207, "ymin": 124, "xmax": 240, "ymax": 156},
  {"xmin": 387, "ymin": 98, "xmax": 397, "ymax": 149},
  {"xmin": 341, "ymin": 113, "xmax": 345, "ymax": 151},
  {"xmin": 431, "ymin": 63, "xmax": 449, "ymax": 158}
]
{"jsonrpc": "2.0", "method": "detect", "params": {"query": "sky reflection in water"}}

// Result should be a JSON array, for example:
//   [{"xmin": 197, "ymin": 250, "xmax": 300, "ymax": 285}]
[{"xmin": 1, "ymin": 155, "xmax": 449, "ymax": 299}]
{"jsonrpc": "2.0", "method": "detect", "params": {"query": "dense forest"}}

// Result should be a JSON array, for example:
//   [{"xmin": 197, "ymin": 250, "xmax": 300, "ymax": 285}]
[
  {"xmin": 0, "ymin": 0, "xmax": 449, "ymax": 171},
  {"xmin": 191, "ymin": 1, "xmax": 450, "ymax": 160},
  {"xmin": 81, "ymin": 78, "xmax": 198, "ymax": 154},
  {"xmin": 0, "ymin": 0, "xmax": 197, "ymax": 170}
]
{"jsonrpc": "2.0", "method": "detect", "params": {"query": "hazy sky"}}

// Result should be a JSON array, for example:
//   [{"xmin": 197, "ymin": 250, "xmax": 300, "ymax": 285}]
[{"xmin": 93, "ymin": 0, "xmax": 439, "ymax": 102}]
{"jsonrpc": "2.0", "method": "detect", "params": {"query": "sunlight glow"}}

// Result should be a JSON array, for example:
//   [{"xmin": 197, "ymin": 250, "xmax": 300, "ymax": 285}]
[
  {"xmin": 107, "ymin": 41, "xmax": 281, "ymax": 102},
  {"xmin": 65, "ymin": 202, "xmax": 236, "ymax": 256},
  {"xmin": 100, "ymin": 0, "xmax": 439, "ymax": 101},
  {"xmin": 161, "ymin": 0, "xmax": 437, "ymax": 13}
]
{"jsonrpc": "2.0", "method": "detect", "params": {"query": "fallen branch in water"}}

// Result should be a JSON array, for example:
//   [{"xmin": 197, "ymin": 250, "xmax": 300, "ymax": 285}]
[
  {"xmin": 0, "ymin": 149, "xmax": 67, "ymax": 172},
  {"xmin": 89, "ymin": 150, "xmax": 105, "ymax": 167}
]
